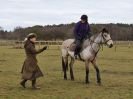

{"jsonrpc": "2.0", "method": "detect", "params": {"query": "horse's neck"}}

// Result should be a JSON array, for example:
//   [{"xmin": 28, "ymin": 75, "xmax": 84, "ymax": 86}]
[
  {"xmin": 91, "ymin": 34, "xmax": 101, "ymax": 52},
  {"xmin": 82, "ymin": 33, "xmax": 102, "ymax": 53},
  {"xmin": 83, "ymin": 39, "xmax": 90, "ymax": 48}
]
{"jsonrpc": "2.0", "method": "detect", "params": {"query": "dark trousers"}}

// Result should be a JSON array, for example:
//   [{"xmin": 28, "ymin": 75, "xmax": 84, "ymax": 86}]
[{"xmin": 74, "ymin": 39, "xmax": 83, "ymax": 55}]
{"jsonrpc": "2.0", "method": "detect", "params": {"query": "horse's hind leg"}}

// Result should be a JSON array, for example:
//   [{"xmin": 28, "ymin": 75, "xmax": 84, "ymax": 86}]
[
  {"xmin": 62, "ymin": 56, "xmax": 68, "ymax": 80},
  {"xmin": 85, "ymin": 60, "xmax": 90, "ymax": 84},
  {"xmin": 91, "ymin": 60, "xmax": 101, "ymax": 85},
  {"xmin": 62, "ymin": 49, "xmax": 68, "ymax": 80},
  {"xmin": 69, "ymin": 57, "xmax": 75, "ymax": 80}
]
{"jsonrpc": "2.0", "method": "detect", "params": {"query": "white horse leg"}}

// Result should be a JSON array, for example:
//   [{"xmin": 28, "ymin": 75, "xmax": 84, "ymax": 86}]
[
  {"xmin": 62, "ymin": 56, "xmax": 68, "ymax": 80},
  {"xmin": 69, "ymin": 57, "xmax": 75, "ymax": 80},
  {"xmin": 61, "ymin": 49, "xmax": 69, "ymax": 80},
  {"xmin": 91, "ymin": 60, "xmax": 101, "ymax": 85},
  {"xmin": 85, "ymin": 60, "xmax": 90, "ymax": 84}
]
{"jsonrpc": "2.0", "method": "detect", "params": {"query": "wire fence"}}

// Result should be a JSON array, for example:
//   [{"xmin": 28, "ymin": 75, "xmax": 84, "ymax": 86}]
[{"xmin": 0, "ymin": 40, "xmax": 133, "ymax": 51}]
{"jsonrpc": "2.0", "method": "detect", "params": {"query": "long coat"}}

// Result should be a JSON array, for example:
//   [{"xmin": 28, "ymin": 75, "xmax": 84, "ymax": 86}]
[{"xmin": 21, "ymin": 40, "xmax": 44, "ymax": 80}]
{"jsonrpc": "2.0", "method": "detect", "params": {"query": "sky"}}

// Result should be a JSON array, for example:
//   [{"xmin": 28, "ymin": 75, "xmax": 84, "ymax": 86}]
[{"xmin": 0, "ymin": 0, "xmax": 132, "ymax": 31}]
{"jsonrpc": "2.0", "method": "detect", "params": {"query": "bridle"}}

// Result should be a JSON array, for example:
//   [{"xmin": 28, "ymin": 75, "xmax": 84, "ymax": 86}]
[
  {"xmin": 90, "ymin": 33, "xmax": 112, "ymax": 46},
  {"xmin": 101, "ymin": 33, "xmax": 112, "ymax": 44},
  {"xmin": 89, "ymin": 33, "xmax": 112, "ymax": 61}
]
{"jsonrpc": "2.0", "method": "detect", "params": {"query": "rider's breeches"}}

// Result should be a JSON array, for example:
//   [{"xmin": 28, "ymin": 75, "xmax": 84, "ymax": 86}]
[{"xmin": 74, "ymin": 39, "xmax": 82, "ymax": 55}]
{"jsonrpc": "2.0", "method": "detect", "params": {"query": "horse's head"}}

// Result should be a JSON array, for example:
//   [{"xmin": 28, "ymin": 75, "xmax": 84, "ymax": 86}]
[{"xmin": 101, "ymin": 28, "xmax": 113, "ymax": 48}]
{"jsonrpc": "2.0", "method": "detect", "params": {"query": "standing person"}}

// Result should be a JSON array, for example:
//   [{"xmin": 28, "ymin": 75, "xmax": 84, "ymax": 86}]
[
  {"xmin": 74, "ymin": 15, "xmax": 91, "ymax": 59},
  {"xmin": 20, "ymin": 33, "xmax": 47, "ymax": 89}
]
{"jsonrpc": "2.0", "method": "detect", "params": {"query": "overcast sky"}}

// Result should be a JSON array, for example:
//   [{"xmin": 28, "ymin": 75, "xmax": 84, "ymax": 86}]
[{"xmin": 0, "ymin": 0, "xmax": 132, "ymax": 31}]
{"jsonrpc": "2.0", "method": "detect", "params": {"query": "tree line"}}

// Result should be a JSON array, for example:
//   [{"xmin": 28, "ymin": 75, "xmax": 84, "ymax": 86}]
[{"xmin": 0, "ymin": 23, "xmax": 133, "ymax": 41}]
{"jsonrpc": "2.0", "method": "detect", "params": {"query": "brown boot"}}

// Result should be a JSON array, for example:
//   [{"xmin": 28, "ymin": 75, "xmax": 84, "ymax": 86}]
[
  {"xmin": 20, "ymin": 79, "xmax": 27, "ymax": 88},
  {"xmin": 32, "ymin": 79, "xmax": 40, "ymax": 90}
]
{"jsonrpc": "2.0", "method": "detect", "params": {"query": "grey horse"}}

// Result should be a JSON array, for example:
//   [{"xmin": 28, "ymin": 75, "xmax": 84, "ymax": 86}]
[{"xmin": 61, "ymin": 28, "xmax": 113, "ymax": 84}]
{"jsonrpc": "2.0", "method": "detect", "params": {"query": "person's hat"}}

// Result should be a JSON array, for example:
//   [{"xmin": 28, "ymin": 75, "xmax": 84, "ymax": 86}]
[
  {"xmin": 81, "ymin": 15, "xmax": 88, "ymax": 21},
  {"xmin": 27, "ymin": 33, "xmax": 37, "ymax": 39}
]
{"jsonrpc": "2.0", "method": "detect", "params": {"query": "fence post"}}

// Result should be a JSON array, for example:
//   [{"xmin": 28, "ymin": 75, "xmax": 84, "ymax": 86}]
[
  {"xmin": 128, "ymin": 40, "xmax": 130, "ymax": 48},
  {"xmin": 101, "ymin": 45, "xmax": 103, "ymax": 51},
  {"xmin": 114, "ymin": 41, "xmax": 117, "ymax": 52},
  {"xmin": 115, "ymin": 46, "xmax": 117, "ymax": 52}
]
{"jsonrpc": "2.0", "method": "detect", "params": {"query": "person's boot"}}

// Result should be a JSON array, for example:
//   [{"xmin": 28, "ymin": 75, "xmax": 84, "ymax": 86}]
[
  {"xmin": 78, "ymin": 54, "xmax": 85, "ymax": 62},
  {"xmin": 74, "ymin": 51, "xmax": 84, "ymax": 61},
  {"xmin": 74, "ymin": 50, "xmax": 79, "ymax": 59},
  {"xmin": 74, "ymin": 46, "xmax": 81, "ymax": 59},
  {"xmin": 32, "ymin": 79, "xmax": 40, "ymax": 90},
  {"xmin": 74, "ymin": 54, "xmax": 78, "ymax": 59},
  {"xmin": 20, "ymin": 79, "xmax": 27, "ymax": 88}
]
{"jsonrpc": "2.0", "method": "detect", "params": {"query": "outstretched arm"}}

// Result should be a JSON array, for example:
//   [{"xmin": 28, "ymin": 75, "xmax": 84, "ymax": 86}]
[{"xmin": 28, "ymin": 44, "xmax": 47, "ymax": 54}]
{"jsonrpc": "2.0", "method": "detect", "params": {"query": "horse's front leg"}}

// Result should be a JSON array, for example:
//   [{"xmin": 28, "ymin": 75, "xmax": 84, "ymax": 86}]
[
  {"xmin": 69, "ymin": 57, "xmax": 75, "ymax": 80},
  {"xmin": 85, "ymin": 60, "xmax": 90, "ymax": 84},
  {"xmin": 91, "ymin": 60, "xmax": 101, "ymax": 85}
]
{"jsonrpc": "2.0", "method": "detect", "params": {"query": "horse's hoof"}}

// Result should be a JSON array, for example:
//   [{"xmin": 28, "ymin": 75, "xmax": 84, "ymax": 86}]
[
  {"xmin": 98, "ymin": 83, "xmax": 102, "ymax": 86},
  {"xmin": 97, "ymin": 81, "xmax": 102, "ymax": 86},
  {"xmin": 86, "ymin": 81, "xmax": 90, "ymax": 84},
  {"xmin": 64, "ymin": 78, "xmax": 67, "ymax": 80},
  {"xmin": 71, "ymin": 78, "xmax": 74, "ymax": 81}
]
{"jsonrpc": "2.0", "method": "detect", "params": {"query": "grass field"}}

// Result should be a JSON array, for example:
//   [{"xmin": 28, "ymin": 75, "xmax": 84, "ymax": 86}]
[{"xmin": 0, "ymin": 45, "xmax": 133, "ymax": 99}]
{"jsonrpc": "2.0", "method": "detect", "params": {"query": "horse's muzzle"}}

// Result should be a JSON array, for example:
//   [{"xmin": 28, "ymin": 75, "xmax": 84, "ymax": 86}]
[{"xmin": 109, "ymin": 44, "xmax": 113, "ymax": 48}]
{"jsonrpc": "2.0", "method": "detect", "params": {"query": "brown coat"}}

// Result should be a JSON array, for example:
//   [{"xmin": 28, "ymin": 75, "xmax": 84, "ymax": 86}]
[{"xmin": 21, "ymin": 40, "xmax": 44, "ymax": 80}]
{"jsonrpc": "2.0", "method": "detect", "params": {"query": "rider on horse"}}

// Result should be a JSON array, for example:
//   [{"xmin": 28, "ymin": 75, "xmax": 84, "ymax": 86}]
[{"xmin": 74, "ymin": 15, "xmax": 91, "ymax": 59}]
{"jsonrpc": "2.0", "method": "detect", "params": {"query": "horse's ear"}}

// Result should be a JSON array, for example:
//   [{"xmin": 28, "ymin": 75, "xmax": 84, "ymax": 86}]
[{"xmin": 101, "ymin": 28, "xmax": 108, "ymax": 33}]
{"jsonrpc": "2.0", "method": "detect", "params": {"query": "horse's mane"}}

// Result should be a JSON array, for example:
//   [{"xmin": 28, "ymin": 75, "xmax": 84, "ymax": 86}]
[
  {"xmin": 90, "ymin": 28, "xmax": 108, "ymax": 41},
  {"xmin": 83, "ymin": 33, "xmax": 100, "ymax": 48},
  {"xmin": 83, "ymin": 28, "xmax": 109, "ymax": 48},
  {"xmin": 90, "ymin": 33, "xmax": 100, "ymax": 41}
]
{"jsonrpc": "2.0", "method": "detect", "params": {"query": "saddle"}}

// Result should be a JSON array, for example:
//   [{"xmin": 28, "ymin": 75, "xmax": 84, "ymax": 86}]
[{"xmin": 69, "ymin": 41, "xmax": 77, "ymax": 51}]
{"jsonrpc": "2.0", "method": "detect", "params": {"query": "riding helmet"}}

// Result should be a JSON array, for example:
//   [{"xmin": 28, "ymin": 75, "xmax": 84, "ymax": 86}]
[{"xmin": 81, "ymin": 15, "xmax": 88, "ymax": 21}]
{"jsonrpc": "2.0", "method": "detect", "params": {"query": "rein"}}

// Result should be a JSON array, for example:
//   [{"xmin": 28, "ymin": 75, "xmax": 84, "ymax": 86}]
[{"xmin": 90, "ymin": 40, "xmax": 101, "ymax": 62}]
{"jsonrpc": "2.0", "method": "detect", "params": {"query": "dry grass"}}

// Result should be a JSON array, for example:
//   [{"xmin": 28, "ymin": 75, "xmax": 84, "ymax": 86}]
[{"xmin": 0, "ymin": 45, "xmax": 133, "ymax": 99}]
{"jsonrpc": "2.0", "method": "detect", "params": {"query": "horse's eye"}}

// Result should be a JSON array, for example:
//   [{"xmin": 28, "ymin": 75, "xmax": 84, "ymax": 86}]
[{"xmin": 104, "ymin": 35, "xmax": 107, "ymax": 37}]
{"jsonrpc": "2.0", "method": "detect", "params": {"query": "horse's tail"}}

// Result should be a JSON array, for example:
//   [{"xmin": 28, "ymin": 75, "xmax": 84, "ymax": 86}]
[{"xmin": 62, "ymin": 57, "xmax": 68, "ymax": 71}]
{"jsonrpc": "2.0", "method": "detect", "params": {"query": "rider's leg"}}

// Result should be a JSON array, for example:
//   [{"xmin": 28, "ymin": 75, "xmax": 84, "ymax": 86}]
[{"xmin": 74, "ymin": 40, "xmax": 81, "ymax": 58}]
